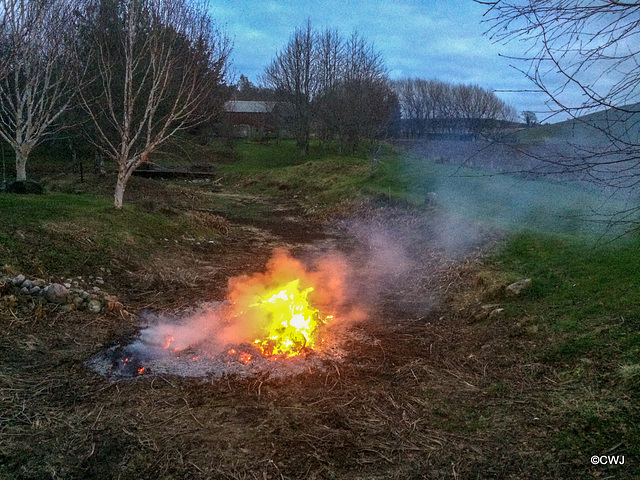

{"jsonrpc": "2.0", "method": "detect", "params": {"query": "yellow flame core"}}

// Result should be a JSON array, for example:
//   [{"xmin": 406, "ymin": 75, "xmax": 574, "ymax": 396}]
[{"xmin": 252, "ymin": 279, "xmax": 322, "ymax": 357}]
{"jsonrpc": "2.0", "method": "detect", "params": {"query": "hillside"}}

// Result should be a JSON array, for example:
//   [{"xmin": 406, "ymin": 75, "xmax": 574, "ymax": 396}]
[{"xmin": 516, "ymin": 103, "xmax": 640, "ymax": 146}]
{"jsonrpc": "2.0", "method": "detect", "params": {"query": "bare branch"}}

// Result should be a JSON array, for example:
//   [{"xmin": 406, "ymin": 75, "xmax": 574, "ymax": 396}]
[
  {"xmin": 609, "ymin": 0, "xmax": 640, "ymax": 7},
  {"xmin": 478, "ymin": 0, "xmax": 640, "ymax": 234},
  {"xmin": 0, "ymin": 0, "xmax": 81, "ymax": 182}
]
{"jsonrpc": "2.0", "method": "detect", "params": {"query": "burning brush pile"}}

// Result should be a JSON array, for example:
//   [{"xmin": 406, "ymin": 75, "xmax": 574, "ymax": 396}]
[{"xmin": 88, "ymin": 248, "xmax": 363, "ymax": 379}]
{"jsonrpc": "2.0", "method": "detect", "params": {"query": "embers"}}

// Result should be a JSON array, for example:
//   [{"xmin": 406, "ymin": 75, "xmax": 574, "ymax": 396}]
[{"xmin": 87, "ymin": 333, "xmax": 343, "ymax": 380}]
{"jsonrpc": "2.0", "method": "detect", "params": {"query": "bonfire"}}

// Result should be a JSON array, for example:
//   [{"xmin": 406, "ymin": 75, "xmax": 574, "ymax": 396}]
[{"xmin": 90, "ymin": 248, "xmax": 348, "ymax": 378}]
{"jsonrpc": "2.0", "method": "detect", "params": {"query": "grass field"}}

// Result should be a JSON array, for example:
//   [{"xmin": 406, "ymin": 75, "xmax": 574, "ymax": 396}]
[{"xmin": 1, "ymin": 138, "xmax": 638, "ymax": 478}]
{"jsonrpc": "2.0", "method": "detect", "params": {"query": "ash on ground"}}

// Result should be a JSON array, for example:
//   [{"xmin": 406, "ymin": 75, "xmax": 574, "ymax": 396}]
[{"xmin": 86, "ymin": 302, "xmax": 347, "ymax": 380}]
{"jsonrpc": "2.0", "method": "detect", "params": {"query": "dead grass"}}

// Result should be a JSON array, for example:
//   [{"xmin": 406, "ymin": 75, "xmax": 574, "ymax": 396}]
[{"xmin": 186, "ymin": 210, "xmax": 231, "ymax": 235}]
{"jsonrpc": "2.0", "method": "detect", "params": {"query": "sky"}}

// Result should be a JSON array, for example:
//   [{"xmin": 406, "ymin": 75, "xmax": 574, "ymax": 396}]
[{"xmin": 209, "ymin": 0, "xmax": 561, "ymax": 123}]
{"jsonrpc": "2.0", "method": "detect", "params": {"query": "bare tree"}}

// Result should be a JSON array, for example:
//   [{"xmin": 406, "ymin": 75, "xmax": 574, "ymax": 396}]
[
  {"xmin": 263, "ymin": 22, "xmax": 397, "ymax": 155},
  {"xmin": 478, "ymin": 0, "xmax": 640, "ymax": 117},
  {"xmin": 522, "ymin": 110, "xmax": 537, "ymax": 127},
  {"xmin": 262, "ymin": 20, "xmax": 317, "ymax": 155},
  {"xmin": 79, "ymin": 0, "xmax": 231, "ymax": 209},
  {"xmin": 0, "ymin": 0, "xmax": 80, "ymax": 183},
  {"xmin": 454, "ymin": 83, "xmax": 518, "ymax": 138},
  {"xmin": 477, "ymin": 0, "xmax": 640, "ymax": 230},
  {"xmin": 334, "ymin": 31, "xmax": 394, "ymax": 154}
]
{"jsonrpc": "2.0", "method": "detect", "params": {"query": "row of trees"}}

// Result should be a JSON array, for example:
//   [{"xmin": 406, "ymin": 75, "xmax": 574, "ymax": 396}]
[
  {"xmin": 0, "ymin": 4, "xmax": 522, "ymax": 208},
  {"xmin": 261, "ymin": 22, "xmax": 398, "ymax": 155},
  {"xmin": 258, "ymin": 22, "xmax": 524, "ymax": 153},
  {"xmin": 393, "ymin": 78, "xmax": 518, "ymax": 138},
  {"xmin": 0, "ymin": 0, "xmax": 231, "ymax": 208}
]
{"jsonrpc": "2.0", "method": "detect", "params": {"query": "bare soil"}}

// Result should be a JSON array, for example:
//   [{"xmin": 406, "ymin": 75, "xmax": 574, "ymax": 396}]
[{"xmin": 0, "ymin": 180, "xmax": 621, "ymax": 479}]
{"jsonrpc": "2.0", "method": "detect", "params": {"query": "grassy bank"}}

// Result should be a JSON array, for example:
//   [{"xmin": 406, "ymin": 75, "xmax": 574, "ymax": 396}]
[
  {"xmin": 0, "ymin": 193, "xmax": 219, "ymax": 270},
  {"xmin": 221, "ymin": 140, "xmax": 626, "ymax": 235},
  {"xmin": 222, "ymin": 139, "xmax": 640, "ymax": 467},
  {"xmin": 488, "ymin": 232, "xmax": 640, "ymax": 463}
]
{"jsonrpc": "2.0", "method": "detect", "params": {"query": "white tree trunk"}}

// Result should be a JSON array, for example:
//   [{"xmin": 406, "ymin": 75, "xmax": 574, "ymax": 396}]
[
  {"xmin": 114, "ymin": 167, "xmax": 130, "ymax": 209},
  {"xmin": 114, "ymin": 180, "xmax": 125, "ymax": 209},
  {"xmin": 0, "ymin": 0, "xmax": 78, "ymax": 184},
  {"xmin": 15, "ymin": 151, "xmax": 27, "ymax": 182}
]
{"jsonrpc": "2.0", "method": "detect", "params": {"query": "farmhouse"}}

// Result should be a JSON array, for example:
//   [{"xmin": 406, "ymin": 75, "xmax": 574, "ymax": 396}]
[{"xmin": 224, "ymin": 100, "xmax": 284, "ymax": 138}]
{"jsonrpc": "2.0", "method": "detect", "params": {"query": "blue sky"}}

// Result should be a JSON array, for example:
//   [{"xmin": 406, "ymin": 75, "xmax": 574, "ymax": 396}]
[{"xmin": 210, "ymin": 0, "xmax": 557, "ymax": 122}]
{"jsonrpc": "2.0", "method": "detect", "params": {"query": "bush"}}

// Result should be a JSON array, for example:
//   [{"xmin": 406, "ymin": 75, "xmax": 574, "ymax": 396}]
[{"xmin": 6, "ymin": 180, "xmax": 44, "ymax": 194}]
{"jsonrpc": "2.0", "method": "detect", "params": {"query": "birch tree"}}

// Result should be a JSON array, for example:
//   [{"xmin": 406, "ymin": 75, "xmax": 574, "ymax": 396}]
[
  {"xmin": 79, "ymin": 0, "xmax": 231, "ymax": 209},
  {"xmin": 0, "ymin": 0, "xmax": 79, "ymax": 183}
]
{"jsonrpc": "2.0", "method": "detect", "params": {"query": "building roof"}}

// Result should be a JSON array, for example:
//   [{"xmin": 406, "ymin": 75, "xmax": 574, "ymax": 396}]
[{"xmin": 224, "ymin": 100, "xmax": 277, "ymax": 114}]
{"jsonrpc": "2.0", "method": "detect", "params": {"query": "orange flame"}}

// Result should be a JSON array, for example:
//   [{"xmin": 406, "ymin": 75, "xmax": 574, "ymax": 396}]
[{"xmin": 225, "ymin": 249, "xmax": 345, "ymax": 358}]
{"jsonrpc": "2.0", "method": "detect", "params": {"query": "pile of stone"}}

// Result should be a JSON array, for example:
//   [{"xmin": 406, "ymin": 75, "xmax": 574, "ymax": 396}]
[{"xmin": 1, "ymin": 273, "xmax": 123, "ymax": 314}]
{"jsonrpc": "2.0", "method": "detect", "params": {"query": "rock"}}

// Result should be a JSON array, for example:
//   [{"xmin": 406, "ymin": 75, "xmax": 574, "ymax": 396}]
[
  {"xmin": 87, "ymin": 299, "xmax": 102, "ymax": 313},
  {"xmin": 11, "ymin": 274, "xmax": 26, "ymax": 286},
  {"xmin": 73, "ymin": 296, "xmax": 84, "ymax": 308},
  {"xmin": 19, "ymin": 286, "xmax": 30, "ymax": 295},
  {"xmin": 22, "ymin": 279, "xmax": 33, "ymax": 289},
  {"xmin": 424, "ymin": 192, "xmax": 438, "ymax": 207},
  {"xmin": 506, "ymin": 278, "xmax": 532, "ymax": 295},
  {"xmin": 30, "ymin": 286, "xmax": 41, "ymax": 295},
  {"xmin": 44, "ymin": 283, "xmax": 70, "ymax": 304},
  {"xmin": 63, "ymin": 282, "xmax": 71, "ymax": 289},
  {"xmin": 81, "ymin": 290, "xmax": 89, "ymax": 300}
]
